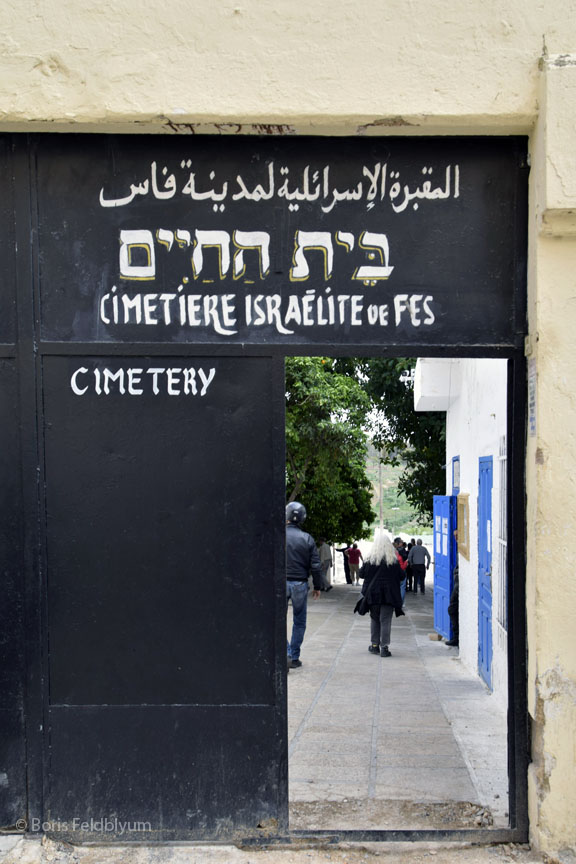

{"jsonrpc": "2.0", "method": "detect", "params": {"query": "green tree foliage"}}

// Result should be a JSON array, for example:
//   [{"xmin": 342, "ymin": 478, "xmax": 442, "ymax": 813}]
[
  {"xmin": 285, "ymin": 357, "xmax": 375, "ymax": 542},
  {"xmin": 358, "ymin": 358, "xmax": 446, "ymax": 521}
]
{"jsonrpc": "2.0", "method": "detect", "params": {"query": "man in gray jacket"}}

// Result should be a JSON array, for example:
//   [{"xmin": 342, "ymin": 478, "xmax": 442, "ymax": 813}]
[
  {"xmin": 286, "ymin": 501, "xmax": 323, "ymax": 669},
  {"xmin": 407, "ymin": 539, "xmax": 431, "ymax": 595}
]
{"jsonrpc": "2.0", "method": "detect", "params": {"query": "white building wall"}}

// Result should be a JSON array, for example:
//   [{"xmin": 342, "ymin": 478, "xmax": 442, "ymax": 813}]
[
  {"xmin": 416, "ymin": 357, "xmax": 509, "ymax": 710},
  {"xmin": 445, "ymin": 358, "xmax": 508, "ymax": 710}
]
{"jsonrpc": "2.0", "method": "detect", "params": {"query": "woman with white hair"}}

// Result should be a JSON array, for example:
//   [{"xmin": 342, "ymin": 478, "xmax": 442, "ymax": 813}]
[{"xmin": 359, "ymin": 530, "xmax": 405, "ymax": 657}]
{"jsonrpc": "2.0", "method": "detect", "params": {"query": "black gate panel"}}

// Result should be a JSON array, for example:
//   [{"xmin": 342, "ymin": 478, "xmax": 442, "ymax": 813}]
[
  {"xmin": 42, "ymin": 355, "xmax": 286, "ymax": 837},
  {"xmin": 0, "ymin": 137, "xmax": 16, "ymax": 344},
  {"xmin": 47, "ymin": 706, "xmax": 280, "ymax": 839},
  {"xmin": 1, "ymin": 133, "xmax": 528, "ymax": 842},
  {"xmin": 0, "ymin": 134, "xmax": 26, "ymax": 828},
  {"xmin": 0, "ymin": 360, "xmax": 27, "ymax": 827}
]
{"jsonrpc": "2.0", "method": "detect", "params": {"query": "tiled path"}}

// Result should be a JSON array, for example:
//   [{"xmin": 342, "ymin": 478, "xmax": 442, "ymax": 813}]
[{"xmin": 287, "ymin": 583, "xmax": 508, "ymax": 831}]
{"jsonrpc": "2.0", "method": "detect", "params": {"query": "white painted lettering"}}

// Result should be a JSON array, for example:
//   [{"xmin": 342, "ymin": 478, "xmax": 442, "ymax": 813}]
[
  {"xmin": 351, "ymin": 295, "xmax": 364, "ymax": 325},
  {"xmin": 147, "ymin": 368, "xmax": 166, "ymax": 395},
  {"xmin": 127, "ymin": 368, "xmax": 144, "ymax": 395},
  {"xmin": 394, "ymin": 294, "xmax": 410, "ymax": 325},
  {"xmin": 302, "ymin": 291, "xmax": 314, "ymax": 326},
  {"xmin": 183, "ymin": 368, "xmax": 198, "ymax": 395},
  {"xmin": 100, "ymin": 294, "xmax": 110, "ymax": 325},
  {"xmin": 166, "ymin": 368, "xmax": 182, "ymax": 395},
  {"xmin": 71, "ymin": 367, "xmax": 89, "ymax": 395},
  {"xmin": 337, "ymin": 295, "xmax": 350, "ymax": 323},
  {"xmin": 122, "ymin": 294, "xmax": 142, "ymax": 324},
  {"xmin": 187, "ymin": 295, "xmax": 203, "ymax": 326},
  {"xmin": 159, "ymin": 293, "xmax": 176, "ymax": 325},
  {"xmin": 409, "ymin": 294, "xmax": 424, "ymax": 326},
  {"xmin": 423, "ymin": 295, "xmax": 435, "ymax": 325},
  {"xmin": 266, "ymin": 294, "xmax": 294, "ymax": 335},
  {"xmin": 198, "ymin": 367, "xmax": 216, "ymax": 396},
  {"xmin": 143, "ymin": 294, "xmax": 159, "ymax": 325},
  {"xmin": 103, "ymin": 368, "xmax": 125, "ymax": 395},
  {"xmin": 69, "ymin": 366, "xmax": 217, "ymax": 397},
  {"xmin": 367, "ymin": 304, "xmax": 378, "ymax": 325},
  {"xmin": 284, "ymin": 295, "xmax": 302, "ymax": 327}
]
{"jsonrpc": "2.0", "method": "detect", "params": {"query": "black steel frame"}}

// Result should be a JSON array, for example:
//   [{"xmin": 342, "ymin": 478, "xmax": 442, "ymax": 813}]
[{"xmin": 7, "ymin": 133, "xmax": 529, "ymax": 845}]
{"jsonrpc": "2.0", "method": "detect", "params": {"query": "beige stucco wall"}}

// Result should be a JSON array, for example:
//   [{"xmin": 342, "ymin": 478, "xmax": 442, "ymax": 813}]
[
  {"xmin": 0, "ymin": 1, "xmax": 572, "ymax": 134},
  {"xmin": 527, "ymin": 58, "xmax": 576, "ymax": 858},
  {"xmin": 1, "ymin": 1, "xmax": 576, "ymax": 858}
]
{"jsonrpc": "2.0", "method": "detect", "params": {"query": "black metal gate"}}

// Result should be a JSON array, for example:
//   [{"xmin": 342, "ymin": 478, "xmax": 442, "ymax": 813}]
[{"xmin": 0, "ymin": 133, "xmax": 528, "ymax": 843}]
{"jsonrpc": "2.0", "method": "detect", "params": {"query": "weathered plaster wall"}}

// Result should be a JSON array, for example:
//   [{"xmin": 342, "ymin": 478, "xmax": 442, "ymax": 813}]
[
  {"xmin": 526, "ymin": 230, "xmax": 576, "ymax": 857},
  {"xmin": 525, "ymin": 57, "xmax": 576, "ymax": 860},
  {"xmin": 0, "ymin": 1, "xmax": 573, "ymax": 133},
  {"xmin": 1, "ymin": 1, "xmax": 576, "ymax": 858}
]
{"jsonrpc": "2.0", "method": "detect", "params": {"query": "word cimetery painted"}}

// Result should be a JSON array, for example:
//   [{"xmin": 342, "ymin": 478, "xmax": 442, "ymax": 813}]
[{"xmin": 70, "ymin": 366, "xmax": 216, "ymax": 396}]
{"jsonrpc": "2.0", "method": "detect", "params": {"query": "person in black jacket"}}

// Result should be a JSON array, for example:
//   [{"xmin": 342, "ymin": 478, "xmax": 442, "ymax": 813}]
[
  {"xmin": 359, "ymin": 531, "xmax": 405, "ymax": 658},
  {"xmin": 286, "ymin": 501, "xmax": 323, "ymax": 669}
]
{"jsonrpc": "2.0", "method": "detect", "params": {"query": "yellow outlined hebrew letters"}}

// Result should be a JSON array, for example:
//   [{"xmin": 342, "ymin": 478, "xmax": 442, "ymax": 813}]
[
  {"xmin": 352, "ymin": 231, "xmax": 394, "ymax": 283},
  {"xmin": 192, "ymin": 230, "xmax": 231, "ymax": 280},
  {"xmin": 119, "ymin": 229, "xmax": 156, "ymax": 281},
  {"xmin": 290, "ymin": 230, "xmax": 333, "ymax": 282},
  {"xmin": 335, "ymin": 231, "xmax": 355, "ymax": 252},
  {"xmin": 233, "ymin": 230, "xmax": 271, "ymax": 280}
]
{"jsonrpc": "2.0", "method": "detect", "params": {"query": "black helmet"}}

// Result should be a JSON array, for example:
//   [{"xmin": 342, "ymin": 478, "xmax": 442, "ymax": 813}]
[{"xmin": 286, "ymin": 501, "xmax": 306, "ymax": 524}]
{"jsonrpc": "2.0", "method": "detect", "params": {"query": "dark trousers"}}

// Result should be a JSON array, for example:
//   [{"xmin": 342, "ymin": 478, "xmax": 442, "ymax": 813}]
[
  {"xmin": 412, "ymin": 564, "xmax": 426, "ymax": 593},
  {"xmin": 369, "ymin": 604, "xmax": 394, "ymax": 647},
  {"xmin": 448, "ymin": 583, "xmax": 459, "ymax": 639},
  {"xmin": 406, "ymin": 565, "xmax": 413, "ymax": 591}
]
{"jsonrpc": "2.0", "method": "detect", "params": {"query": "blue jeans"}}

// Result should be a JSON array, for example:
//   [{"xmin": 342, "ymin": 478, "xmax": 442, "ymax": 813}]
[
  {"xmin": 286, "ymin": 580, "xmax": 309, "ymax": 661},
  {"xmin": 400, "ymin": 577, "xmax": 407, "ymax": 603}
]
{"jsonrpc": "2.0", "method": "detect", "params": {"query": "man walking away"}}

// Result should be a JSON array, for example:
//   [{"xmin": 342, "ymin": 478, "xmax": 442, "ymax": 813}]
[
  {"xmin": 336, "ymin": 543, "xmax": 353, "ymax": 584},
  {"xmin": 346, "ymin": 543, "xmax": 364, "ymax": 585},
  {"xmin": 407, "ymin": 538, "xmax": 431, "ymax": 594},
  {"xmin": 286, "ymin": 502, "xmax": 323, "ymax": 669},
  {"xmin": 317, "ymin": 538, "xmax": 333, "ymax": 591}
]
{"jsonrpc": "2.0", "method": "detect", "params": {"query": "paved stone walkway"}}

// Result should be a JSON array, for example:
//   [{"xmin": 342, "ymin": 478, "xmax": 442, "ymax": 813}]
[
  {"xmin": 0, "ymin": 579, "xmax": 512, "ymax": 862},
  {"xmin": 288, "ymin": 582, "xmax": 508, "ymax": 831}
]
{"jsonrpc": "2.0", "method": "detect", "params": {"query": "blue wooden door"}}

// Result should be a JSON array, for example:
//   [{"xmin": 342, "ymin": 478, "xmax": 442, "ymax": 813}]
[
  {"xmin": 433, "ymin": 495, "xmax": 456, "ymax": 639},
  {"xmin": 478, "ymin": 457, "xmax": 493, "ymax": 688}
]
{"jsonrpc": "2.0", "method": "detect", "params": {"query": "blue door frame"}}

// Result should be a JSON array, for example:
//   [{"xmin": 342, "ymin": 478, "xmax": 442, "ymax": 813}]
[
  {"xmin": 433, "ymin": 495, "xmax": 456, "ymax": 639},
  {"xmin": 478, "ymin": 456, "xmax": 493, "ymax": 688}
]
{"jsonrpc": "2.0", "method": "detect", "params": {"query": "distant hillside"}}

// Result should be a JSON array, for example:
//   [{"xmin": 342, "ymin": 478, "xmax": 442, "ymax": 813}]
[{"xmin": 365, "ymin": 443, "xmax": 432, "ymax": 534}]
